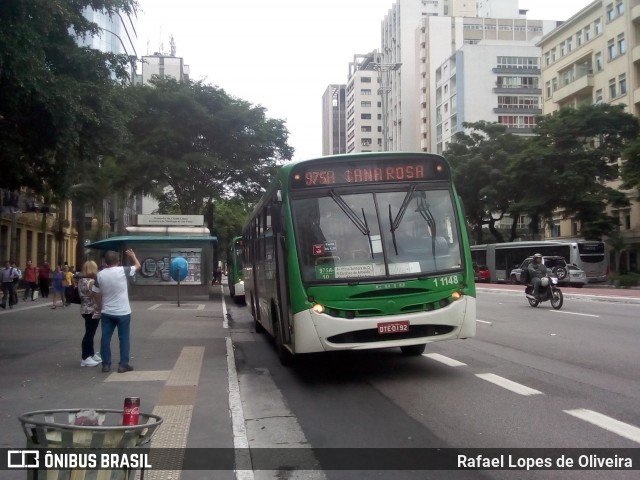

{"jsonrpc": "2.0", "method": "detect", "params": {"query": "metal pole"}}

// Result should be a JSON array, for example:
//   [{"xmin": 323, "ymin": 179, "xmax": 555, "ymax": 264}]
[{"xmin": 177, "ymin": 267, "xmax": 181, "ymax": 307}]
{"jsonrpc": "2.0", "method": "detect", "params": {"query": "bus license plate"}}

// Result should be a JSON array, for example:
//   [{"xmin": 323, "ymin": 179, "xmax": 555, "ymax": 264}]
[{"xmin": 378, "ymin": 321, "xmax": 409, "ymax": 334}]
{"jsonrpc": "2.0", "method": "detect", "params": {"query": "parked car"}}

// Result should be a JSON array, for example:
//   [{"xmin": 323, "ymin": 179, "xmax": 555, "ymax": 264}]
[
  {"xmin": 474, "ymin": 264, "xmax": 491, "ymax": 283},
  {"xmin": 509, "ymin": 256, "xmax": 570, "ymax": 285},
  {"xmin": 566, "ymin": 263, "xmax": 587, "ymax": 288}
]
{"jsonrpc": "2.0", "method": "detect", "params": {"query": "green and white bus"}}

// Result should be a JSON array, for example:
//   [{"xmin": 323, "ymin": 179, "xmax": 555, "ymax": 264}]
[
  {"xmin": 242, "ymin": 152, "xmax": 476, "ymax": 364},
  {"xmin": 226, "ymin": 236, "xmax": 245, "ymax": 303}
]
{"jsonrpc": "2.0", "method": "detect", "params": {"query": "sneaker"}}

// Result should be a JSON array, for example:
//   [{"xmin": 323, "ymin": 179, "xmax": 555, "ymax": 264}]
[
  {"xmin": 102, "ymin": 365, "xmax": 111, "ymax": 373},
  {"xmin": 117, "ymin": 364, "xmax": 134, "ymax": 373},
  {"xmin": 92, "ymin": 352, "xmax": 102, "ymax": 362},
  {"xmin": 81, "ymin": 357, "xmax": 100, "ymax": 367}
]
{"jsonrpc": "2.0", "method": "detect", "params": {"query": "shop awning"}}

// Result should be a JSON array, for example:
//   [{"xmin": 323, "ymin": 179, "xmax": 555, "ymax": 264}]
[{"xmin": 86, "ymin": 235, "xmax": 218, "ymax": 251}]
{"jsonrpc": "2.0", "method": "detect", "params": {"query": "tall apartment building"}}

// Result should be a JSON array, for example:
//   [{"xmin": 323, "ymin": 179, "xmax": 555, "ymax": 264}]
[
  {"xmin": 140, "ymin": 54, "xmax": 190, "ymax": 85},
  {"xmin": 380, "ymin": 0, "xmax": 523, "ymax": 151},
  {"xmin": 416, "ymin": 15, "xmax": 557, "ymax": 152},
  {"xmin": 538, "ymin": 0, "xmax": 640, "ymax": 271},
  {"xmin": 344, "ymin": 53, "xmax": 384, "ymax": 153},
  {"xmin": 322, "ymin": 85, "xmax": 347, "ymax": 155}
]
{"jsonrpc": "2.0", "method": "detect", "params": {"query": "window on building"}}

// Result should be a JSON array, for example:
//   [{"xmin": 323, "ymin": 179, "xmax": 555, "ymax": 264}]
[
  {"xmin": 608, "ymin": 39, "xmax": 616, "ymax": 59},
  {"xmin": 595, "ymin": 89, "xmax": 603, "ymax": 104},
  {"xmin": 545, "ymin": 52, "xmax": 551, "ymax": 65},
  {"xmin": 361, "ymin": 113, "xmax": 372, "ymax": 120},
  {"xmin": 546, "ymin": 81, "xmax": 552, "ymax": 99},
  {"xmin": 552, "ymin": 77, "xmax": 558, "ymax": 92},
  {"xmin": 625, "ymin": 213, "xmax": 631, "ymax": 229},
  {"xmin": 560, "ymin": 41, "xmax": 566, "ymax": 56},
  {"xmin": 567, "ymin": 36, "xmax": 573, "ymax": 52},
  {"xmin": 609, "ymin": 78, "xmax": 617, "ymax": 98},
  {"xmin": 607, "ymin": 3, "xmax": 615, "ymax": 21},
  {"xmin": 595, "ymin": 51, "xmax": 603, "ymax": 71},
  {"xmin": 361, "ymin": 101, "xmax": 371, "ymax": 108},
  {"xmin": 595, "ymin": 18, "xmax": 602, "ymax": 35},
  {"xmin": 361, "ymin": 77, "xmax": 372, "ymax": 83},
  {"xmin": 551, "ymin": 48, "xmax": 556, "ymax": 62},
  {"xmin": 361, "ymin": 89, "xmax": 371, "ymax": 95},
  {"xmin": 552, "ymin": 224, "xmax": 561, "ymax": 237},
  {"xmin": 616, "ymin": 1, "xmax": 624, "ymax": 16},
  {"xmin": 585, "ymin": 25, "xmax": 592, "ymax": 41},
  {"xmin": 619, "ymin": 73, "xmax": 627, "ymax": 95},
  {"xmin": 618, "ymin": 34, "xmax": 626, "ymax": 55},
  {"xmin": 577, "ymin": 30, "xmax": 583, "ymax": 46}
]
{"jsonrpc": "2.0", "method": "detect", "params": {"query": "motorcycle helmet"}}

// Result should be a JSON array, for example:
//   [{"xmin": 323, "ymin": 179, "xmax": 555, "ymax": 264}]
[
  {"xmin": 533, "ymin": 253, "xmax": 542, "ymax": 259},
  {"xmin": 541, "ymin": 277, "xmax": 549, "ymax": 287}
]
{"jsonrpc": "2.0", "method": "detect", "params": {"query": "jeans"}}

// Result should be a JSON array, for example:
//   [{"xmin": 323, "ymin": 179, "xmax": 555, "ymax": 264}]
[
  {"xmin": 81, "ymin": 313, "xmax": 100, "ymax": 360},
  {"xmin": 100, "ymin": 313, "xmax": 131, "ymax": 366},
  {"xmin": 532, "ymin": 277, "xmax": 542, "ymax": 297}
]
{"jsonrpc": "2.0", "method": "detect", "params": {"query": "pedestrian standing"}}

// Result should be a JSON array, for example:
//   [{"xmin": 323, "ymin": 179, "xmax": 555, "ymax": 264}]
[
  {"xmin": 50, "ymin": 265, "xmax": 65, "ymax": 309},
  {"xmin": 62, "ymin": 266, "xmax": 74, "ymax": 306},
  {"xmin": 1, "ymin": 260, "xmax": 20, "ymax": 309},
  {"xmin": 38, "ymin": 261, "xmax": 51, "ymax": 298},
  {"xmin": 23, "ymin": 260, "xmax": 38, "ymax": 301},
  {"xmin": 78, "ymin": 260, "xmax": 101, "ymax": 367},
  {"xmin": 10, "ymin": 261, "xmax": 21, "ymax": 306},
  {"xmin": 92, "ymin": 249, "xmax": 140, "ymax": 373}
]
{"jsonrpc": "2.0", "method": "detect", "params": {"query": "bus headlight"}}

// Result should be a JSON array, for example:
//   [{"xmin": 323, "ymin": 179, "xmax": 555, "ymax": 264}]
[
  {"xmin": 312, "ymin": 304, "xmax": 325, "ymax": 314},
  {"xmin": 451, "ymin": 291, "xmax": 463, "ymax": 301},
  {"xmin": 239, "ymin": 280, "xmax": 244, "ymax": 285}
]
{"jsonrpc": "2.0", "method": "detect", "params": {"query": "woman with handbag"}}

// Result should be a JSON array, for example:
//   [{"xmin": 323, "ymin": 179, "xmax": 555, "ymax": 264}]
[
  {"xmin": 50, "ymin": 265, "xmax": 65, "ymax": 308},
  {"xmin": 78, "ymin": 261, "xmax": 101, "ymax": 367}
]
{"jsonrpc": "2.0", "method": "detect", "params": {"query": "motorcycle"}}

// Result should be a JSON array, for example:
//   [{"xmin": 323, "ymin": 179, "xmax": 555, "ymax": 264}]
[{"xmin": 525, "ymin": 275, "xmax": 563, "ymax": 309}]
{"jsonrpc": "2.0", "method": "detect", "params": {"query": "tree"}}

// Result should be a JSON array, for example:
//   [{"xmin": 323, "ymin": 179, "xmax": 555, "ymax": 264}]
[
  {"xmin": 122, "ymin": 78, "xmax": 294, "ymax": 214},
  {"xmin": 516, "ymin": 104, "xmax": 639, "ymax": 240},
  {"xmin": 621, "ymin": 136, "xmax": 640, "ymax": 198},
  {"xmin": 0, "ymin": 0, "xmax": 138, "ymax": 198},
  {"xmin": 444, "ymin": 121, "xmax": 528, "ymax": 244}
]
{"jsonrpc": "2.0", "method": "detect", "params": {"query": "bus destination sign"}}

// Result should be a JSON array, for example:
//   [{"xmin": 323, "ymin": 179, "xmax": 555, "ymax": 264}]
[{"xmin": 291, "ymin": 156, "xmax": 449, "ymax": 189}]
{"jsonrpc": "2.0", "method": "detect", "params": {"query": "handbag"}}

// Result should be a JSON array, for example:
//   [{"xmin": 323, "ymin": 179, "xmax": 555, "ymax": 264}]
[{"xmin": 69, "ymin": 286, "xmax": 81, "ymax": 304}]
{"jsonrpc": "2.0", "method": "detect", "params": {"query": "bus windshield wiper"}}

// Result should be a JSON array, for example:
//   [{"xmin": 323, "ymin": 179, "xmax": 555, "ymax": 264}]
[
  {"xmin": 389, "ymin": 185, "xmax": 417, "ymax": 255},
  {"xmin": 416, "ymin": 192, "xmax": 438, "ymax": 269},
  {"xmin": 329, "ymin": 190, "xmax": 373, "ymax": 258}
]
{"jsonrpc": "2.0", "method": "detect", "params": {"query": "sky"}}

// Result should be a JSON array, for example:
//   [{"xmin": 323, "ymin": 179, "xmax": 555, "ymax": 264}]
[{"xmin": 133, "ymin": 0, "xmax": 595, "ymax": 162}]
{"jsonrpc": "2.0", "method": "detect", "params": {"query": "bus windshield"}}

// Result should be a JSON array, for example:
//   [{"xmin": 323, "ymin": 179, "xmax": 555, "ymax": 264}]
[{"xmin": 291, "ymin": 187, "xmax": 462, "ymax": 282}]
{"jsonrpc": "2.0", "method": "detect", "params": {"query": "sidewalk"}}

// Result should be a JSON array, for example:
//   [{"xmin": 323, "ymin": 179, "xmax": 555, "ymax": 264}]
[{"xmin": 0, "ymin": 286, "xmax": 235, "ymax": 480}]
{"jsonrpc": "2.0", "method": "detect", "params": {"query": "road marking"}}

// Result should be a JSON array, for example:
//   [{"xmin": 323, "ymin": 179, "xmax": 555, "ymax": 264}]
[
  {"xmin": 149, "ymin": 303, "xmax": 205, "ymax": 310},
  {"xmin": 476, "ymin": 318, "xmax": 493, "ymax": 325},
  {"xmin": 423, "ymin": 353, "xmax": 467, "ymax": 367},
  {"xmin": 476, "ymin": 373, "xmax": 543, "ymax": 396},
  {"xmin": 222, "ymin": 293, "xmax": 229, "ymax": 329},
  {"xmin": 226, "ymin": 337, "xmax": 254, "ymax": 480},
  {"xmin": 550, "ymin": 311, "xmax": 599, "ymax": 317},
  {"xmin": 564, "ymin": 409, "xmax": 640, "ymax": 444}
]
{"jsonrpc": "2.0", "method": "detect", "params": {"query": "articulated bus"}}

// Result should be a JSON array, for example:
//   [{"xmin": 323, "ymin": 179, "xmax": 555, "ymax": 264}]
[
  {"xmin": 226, "ymin": 236, "xmax": 245, "ymax": 303},
  {"xmin": 470, "ymin": 240, "xmax": 608, "ymax": 284},
  {"xmin": 241, "ymin": 152, "xmax": 476, "ymax": 364}
]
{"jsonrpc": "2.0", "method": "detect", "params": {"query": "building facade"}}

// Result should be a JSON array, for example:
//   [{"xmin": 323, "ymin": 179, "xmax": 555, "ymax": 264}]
[
  {"xmin": 538, "ymin": 0, "xmax": 640, "ymax": 272},
  {"xmin": 322, "ymin": 84, "xmax": 347, "ymax": 155}
]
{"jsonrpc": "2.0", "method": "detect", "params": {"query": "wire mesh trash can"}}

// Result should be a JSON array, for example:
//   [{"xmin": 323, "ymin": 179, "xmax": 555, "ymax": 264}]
[{"xmin": 19, "ymin": 408, "xmax": 163, "ymax": 480}]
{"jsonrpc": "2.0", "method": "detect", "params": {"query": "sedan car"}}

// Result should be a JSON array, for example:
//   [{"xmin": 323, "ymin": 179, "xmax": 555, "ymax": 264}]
[
  {"xmin": 474, "ymin": 264, "xmax": 491, "ymax": 283},
  {"xmin": 566, "ymin": 263, "xmax": 587, "ymax": 287}
]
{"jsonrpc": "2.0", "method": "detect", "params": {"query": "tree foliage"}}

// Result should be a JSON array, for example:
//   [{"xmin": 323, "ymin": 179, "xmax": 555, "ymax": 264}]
[
  {"xmin": 444, "ymin": 121, "xmax": 527, "ymax": 244},
  {"xmin": 122, "ymin": 78, "xmax": 294, "ymax": 215},
  {"xmin": 0, "ymin": 0, "xmax": 138, "ymax": 199},
  {"xmin": 445, "ymin": 105, "xmax": 639, "ymax": 243}
]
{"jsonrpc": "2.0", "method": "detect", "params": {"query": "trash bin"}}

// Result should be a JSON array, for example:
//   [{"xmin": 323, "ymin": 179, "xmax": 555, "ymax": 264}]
[{"xmin": 19, "ymin": 408, "xmax": 163, "ymax": 480}]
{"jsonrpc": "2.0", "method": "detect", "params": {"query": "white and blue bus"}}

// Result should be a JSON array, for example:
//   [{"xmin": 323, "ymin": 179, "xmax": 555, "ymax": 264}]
[{"xmin": 471, "ymin": 240, "xmax": 608, "ymax": 284}]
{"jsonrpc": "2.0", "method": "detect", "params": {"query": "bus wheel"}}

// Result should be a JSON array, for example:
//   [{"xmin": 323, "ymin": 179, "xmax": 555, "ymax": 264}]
[
  {"xmin": 400, "ymin": 344, "xmax": 426, "ymax": 356},
  {"xmin": 272, "ymin": 306, "xmax": 294, "ymax": 367}
]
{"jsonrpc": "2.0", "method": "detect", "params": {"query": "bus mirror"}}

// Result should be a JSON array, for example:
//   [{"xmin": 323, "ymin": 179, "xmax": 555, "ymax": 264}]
[{"xmin": 276, "ymin": 189, "xmax": 282, "ymax": 202}]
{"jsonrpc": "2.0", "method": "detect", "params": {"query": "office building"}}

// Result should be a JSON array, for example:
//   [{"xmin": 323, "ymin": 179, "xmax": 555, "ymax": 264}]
[{"xmin": 322, "ymin": 84, "xmax": 347, "ymax": 155}]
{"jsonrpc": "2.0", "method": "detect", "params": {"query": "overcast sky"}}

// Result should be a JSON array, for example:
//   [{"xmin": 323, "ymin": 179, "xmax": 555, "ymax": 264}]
[{"xmin": 134, "ymin": 0, "xmax": 595, "ymax": 161}]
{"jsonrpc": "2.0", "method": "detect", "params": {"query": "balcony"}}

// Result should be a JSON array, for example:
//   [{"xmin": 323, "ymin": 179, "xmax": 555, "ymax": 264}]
[
  {"xmin": 633, "ymin": 44, "xmax": 640, "ymax": 63},
  {"xmin": 493, "ymin": 87, "xmax": 542, "ymax": 95},
  {"xmin": 634, "ymin": 87, "xmax": 640, "ymax": 105},
  {"xmin": 632, "ymin": 3, "xmax": 640, "ymax": 22},
  {"xmin": 552, "ymin": 74, "xmax": 594, "ymax": 103}
]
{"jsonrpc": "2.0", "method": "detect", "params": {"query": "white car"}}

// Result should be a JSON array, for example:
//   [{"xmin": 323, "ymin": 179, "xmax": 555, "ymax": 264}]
[{"xmin": 566, "ymin": 264, "xmax": 587, "ymax": 288}]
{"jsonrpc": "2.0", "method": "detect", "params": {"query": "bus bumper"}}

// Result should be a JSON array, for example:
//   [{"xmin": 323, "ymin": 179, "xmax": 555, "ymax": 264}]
[{"xmin": 292, "ymin": 296, "xmax": 476, "ymax": 353}]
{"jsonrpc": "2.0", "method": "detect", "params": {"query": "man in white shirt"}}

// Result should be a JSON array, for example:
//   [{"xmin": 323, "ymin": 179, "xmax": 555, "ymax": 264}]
[
  {"xmin": 92, "ymin": 249, "xmax": 140, "ymax": 373},
  {"xmin": 1, "ymin": 260, "xmax": 20, "ymax": 309}
]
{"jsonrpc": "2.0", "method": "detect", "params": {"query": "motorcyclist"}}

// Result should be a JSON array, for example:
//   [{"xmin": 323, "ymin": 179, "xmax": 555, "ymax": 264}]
[{"xmin": 528, "ymin": 253, "xmax": 547, "ymax": 299}]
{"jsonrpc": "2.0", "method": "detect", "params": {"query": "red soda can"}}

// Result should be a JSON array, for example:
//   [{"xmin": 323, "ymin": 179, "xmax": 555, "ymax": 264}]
[{"xmin": 123, "ymin": 397, "xmax": 140, "ymax": 425}]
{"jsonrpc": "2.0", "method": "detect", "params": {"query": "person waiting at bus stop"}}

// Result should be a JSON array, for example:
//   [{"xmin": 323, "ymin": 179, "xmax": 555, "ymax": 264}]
[{"xmin": 528, "ymin": 253, "xmax": 547, "ymax": 299}]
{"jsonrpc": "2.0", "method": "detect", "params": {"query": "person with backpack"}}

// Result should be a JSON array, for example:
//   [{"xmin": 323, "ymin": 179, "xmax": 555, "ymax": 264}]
[{"xmin": 1, "ymin": 260, "xmax": 20, "ymax": 309}]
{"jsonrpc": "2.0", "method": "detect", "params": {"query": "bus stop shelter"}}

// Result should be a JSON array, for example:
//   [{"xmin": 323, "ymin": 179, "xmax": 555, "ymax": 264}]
[{"xmin": 86, "ymin": 235, "xmax": 218, "ymax": 300}]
